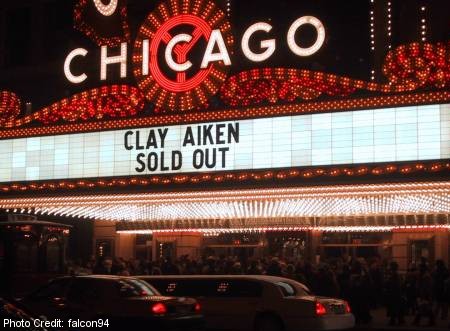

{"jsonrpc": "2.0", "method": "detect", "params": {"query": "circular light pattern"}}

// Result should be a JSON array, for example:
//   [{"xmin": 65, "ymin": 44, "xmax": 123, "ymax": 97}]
[
  {"xmin": 132, "ymin": 0, "xmax": 234, "ymax": 112},
  {"xmin": 74, "ymin": 0, "xmax": 130, "ymax": 47},
  {"xmin": 93, "ymin": 0, "xmax": 118, "ymax": 17},
  {"xmin": 287, "ymin": 16, "xmax": 326, "ymax": 57}
]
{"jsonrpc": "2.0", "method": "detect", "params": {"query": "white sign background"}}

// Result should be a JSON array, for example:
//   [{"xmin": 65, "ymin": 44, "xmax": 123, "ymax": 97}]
[{"xmin": 1, "ymin": 103, "xmax": 450, "ymax": 183}]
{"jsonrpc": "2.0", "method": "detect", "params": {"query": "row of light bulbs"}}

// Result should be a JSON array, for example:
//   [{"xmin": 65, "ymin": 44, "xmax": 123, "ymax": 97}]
[
  {"xmin": 3, "ymin": 182, "xmax": 450, "ymax": 222},
  {"xmin": 117, "ymin": 225, "xmax": 450, "ymax": 235}
]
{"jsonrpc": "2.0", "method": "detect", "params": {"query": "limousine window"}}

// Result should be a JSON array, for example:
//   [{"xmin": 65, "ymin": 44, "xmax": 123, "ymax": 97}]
[{"xmin": 275, "ymin": 282, "xmax": 297, "ymax": 297}]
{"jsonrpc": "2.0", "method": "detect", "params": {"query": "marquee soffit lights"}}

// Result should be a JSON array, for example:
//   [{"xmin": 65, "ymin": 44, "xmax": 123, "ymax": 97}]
[
  {"xmin": 116, "ymin": 225, "xmax": 450, "ymax": 235},
  {"xmin": 3, "ymin": 182, "xmax": 450, "ymax": 222}
]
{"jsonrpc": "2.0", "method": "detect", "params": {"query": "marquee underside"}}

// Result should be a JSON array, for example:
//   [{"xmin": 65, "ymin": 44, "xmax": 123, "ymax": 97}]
[{"xmin": 1, "ymin": 182, "xmax": 450, "ymax": 232}]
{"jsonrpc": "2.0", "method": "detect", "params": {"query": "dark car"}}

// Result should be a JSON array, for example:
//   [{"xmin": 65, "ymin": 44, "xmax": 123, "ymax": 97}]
[
  {"xmin": 20, "ymin": 275, "xmax": 204, "ymax": 330},
  {"xmin": 1, "ymin": 298, "xmax": 49, "ymax": 331}
]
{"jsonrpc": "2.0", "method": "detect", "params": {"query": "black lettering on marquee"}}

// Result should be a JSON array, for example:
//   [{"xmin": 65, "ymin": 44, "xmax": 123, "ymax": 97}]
[
  {"xmin": 146, "ymin": 130, "xmax": 157, "ymax": 149},
  {"xmin": 128, "ymin": 123, "xmax": 239, "ymax": 173},
  {"xmin": 203, "ymin": 125, "xmax": 214, "ymax": 145},
  {"xmin": 135, "ymin": 131, "xmax": 144, "ymax": 150},
  {"xmin": 193, "ymin": 149, "xmax": 203, "ymax": 169},
  {"xmin": 135, "ymin": 153, "xmax": 146, "ymax": 172},
  {"xmin": 229, "ymin": 123, "xmax": 239, "ymax": 143},
  {"xmin": 183, "ymin": 127, "xmax": 195, "ymax": 146},
  {"xmin": 172, "ymin": 151, "xmax": 182, "ymax": 170},
  {"xmin": 218, "ymin": 147, "xmax": 229, "ymax": 168},
  {"xmin": 216, "ymin": 124, "xmax": 226, "ymax": 144},
  {"xmin": 158, "ymin": 128, "xmax": 168, "ymax": 148},
  {"xmin": 124, "ymin": 131, "xmax": 133, "ymax": 150}
]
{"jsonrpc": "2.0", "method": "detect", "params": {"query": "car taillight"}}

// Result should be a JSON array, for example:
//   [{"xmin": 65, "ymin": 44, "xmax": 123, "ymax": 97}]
[
  {"xmin": 151, "ymin": 303, "xmax": 167, "ymax": 315},
  {"xmin": 194, "ymin": 303, "xmax": 201, "ymax": 313},
  {"xmin": 315, "ymin": 302, "xmax": 327, "ymax": 316},
  {"xmin": 344, "ymin": 301, "xmax": 351, "ymax": 314}
]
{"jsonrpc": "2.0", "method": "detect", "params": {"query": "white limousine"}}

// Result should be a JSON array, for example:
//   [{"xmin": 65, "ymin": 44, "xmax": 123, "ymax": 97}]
[{"xmin": 139, "ymin": 275, "xmax": 355, "ymax": 331}]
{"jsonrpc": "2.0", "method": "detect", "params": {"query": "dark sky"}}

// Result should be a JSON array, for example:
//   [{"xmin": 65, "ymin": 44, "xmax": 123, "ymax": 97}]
[{"xmin": 0, "ymin": 0, "xmax": 449, "ymax": 110}]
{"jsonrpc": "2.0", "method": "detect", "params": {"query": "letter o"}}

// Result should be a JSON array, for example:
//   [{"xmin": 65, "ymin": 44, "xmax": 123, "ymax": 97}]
[
  {"xmin": 193, "ymin": 150, "xmax": 204, "ymax": 169},
  {"xmin": 287, "ymin": 16, "xmax": 325, "ymax": 57},
  {"xmin": 93, "ymin": 0, "xmax": 118, "ymax": 16}
]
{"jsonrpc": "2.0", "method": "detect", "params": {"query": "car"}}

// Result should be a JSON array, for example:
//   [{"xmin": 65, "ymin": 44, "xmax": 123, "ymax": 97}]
[
  {"xmin": 19, "ymin": 275, "xmax": 204, "ymax": 330},
  {"xmin": 139, "ymin": 275, "xmax": 355, "ymax": 331},
  {"xmin": 1, "ymin": 297, "xmax": 49, "ymax": 331}
]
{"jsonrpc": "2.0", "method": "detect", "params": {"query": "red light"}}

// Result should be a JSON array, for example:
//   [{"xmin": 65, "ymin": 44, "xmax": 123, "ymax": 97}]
[
  {"xmin": 151, "ymin": 303, "xmax": 167, "ymax": 315},
  {"xmin": 345, "ymin": 301, "xmax": 351, "ymax": 314},
  {"xmin": 315, "ymin": 302, "xmax": 327, "ymax": 316},
  {"xmin": 194, "ymin": 303, "xmax": 201, "ymax": 313}
]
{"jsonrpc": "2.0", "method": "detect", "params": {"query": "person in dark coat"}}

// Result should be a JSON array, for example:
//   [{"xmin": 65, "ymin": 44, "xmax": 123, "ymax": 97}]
[
  {"xmin": 414, "ymin": 263, "xmax": 435, "ymax": 326},
  {"xmin": 337, "ymin": 264, "xmax": 351, "ymax": 301},
  {"xmin": 384, "ymin": 262, "xmax": 405, "ymax": 325},
  {"xmin": 93, "ymin": 257, "xmax": 113, "ymax": 275},
  {"xmin": 161, "ymin": 257, "xmax": 180, "ymax": 275},
  {"xmin": 405, "ymin": 264, "xmax": 418, "ymax": 315},
  {"xmin": 348, "ymin": 261, "xmax": 372, "ymax": 324},
  {"xmin": 266, "ymin": 257, "xmax": 282, "ymax": 276},
  {"xmin": 432, "ymin": 260, "xmax": 449, "ymax": 320},
  {"xmin": 315, "ymin": 264, "xmax": 340, "ymax": 298}
]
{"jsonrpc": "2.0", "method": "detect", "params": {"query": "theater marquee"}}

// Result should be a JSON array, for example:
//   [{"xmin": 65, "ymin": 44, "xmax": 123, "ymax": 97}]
[
  {"xmin": 1, "ymin": 0, "xmax": 450, "ymax": 193},
  {"xmin": 1, "ymin": 102, "xmax": 450, "ymax": 182}
]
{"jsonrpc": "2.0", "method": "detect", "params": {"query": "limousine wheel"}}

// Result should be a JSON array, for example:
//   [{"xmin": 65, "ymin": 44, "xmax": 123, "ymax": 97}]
[{"xmin": 254, "ymin": 314, "xmax": 284, "ymax": 331}]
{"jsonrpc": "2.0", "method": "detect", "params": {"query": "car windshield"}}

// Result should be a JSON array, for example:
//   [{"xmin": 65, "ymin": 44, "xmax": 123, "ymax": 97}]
[{"xmin": 118, "ymin": 279, "xmax": 159, "ymax": 297}]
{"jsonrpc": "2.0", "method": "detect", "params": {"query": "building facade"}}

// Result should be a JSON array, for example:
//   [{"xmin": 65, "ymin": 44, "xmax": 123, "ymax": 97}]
[{"xmin": 1, "ymin": 0, "xmax": 450, "ymax": 272}]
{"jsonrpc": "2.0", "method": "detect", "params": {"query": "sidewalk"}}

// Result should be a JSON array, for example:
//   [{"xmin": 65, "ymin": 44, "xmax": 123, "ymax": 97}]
[{"xmin": 353, "ymin": 308, "xmax": 449, "ymax": 331}]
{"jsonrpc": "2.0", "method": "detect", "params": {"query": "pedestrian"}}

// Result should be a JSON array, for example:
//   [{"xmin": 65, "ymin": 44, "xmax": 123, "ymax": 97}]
[
  {"xmin": 384, "ymin": 261, "xmax": 405, "ymax": 325},
  {"xmin": 266, "ymin": 257, "xmax": 282, "ymax": 276},
  {"xmin": 432, "ymin": 259, "xmax": 449, "ymax": 320},
  {"xmin": 315, "ymin": 263, "xmax": 340, "ymax": 298},
  {"xmin": 405, "ymin": 263, "xmax": 418, "ymax": 315},
  {"xmin": 93, "ymin": 257, "xmax": 113, "ymax": 275},
  {"xmin": 348, "ymin": 261, "xmax": 372, "ymax": 324},
  {"xmin": 413, "ymin": 263, "xmax": 435, "ymax": 326},
  {"xmin": 337, "ymin": 264, "xmax": 351, "ymax": 301},
  {"xmin": 247, "ymin": 260, "xmax": 263, "ymax": 275}
]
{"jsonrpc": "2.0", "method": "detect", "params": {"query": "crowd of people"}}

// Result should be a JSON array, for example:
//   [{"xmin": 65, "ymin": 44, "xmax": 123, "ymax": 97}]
[{"xmin": 67, "ymin": 255, "xmax": 450, "ymax": 327}]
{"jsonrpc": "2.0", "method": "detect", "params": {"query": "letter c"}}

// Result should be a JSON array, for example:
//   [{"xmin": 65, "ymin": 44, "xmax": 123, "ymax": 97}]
[
  {"xmin": 165, "ymin": 34, "xmax": 193, "ymax": 72},
  {"xmin": 64, "ymin": 48, "xmax": 88, "ymax": 84}
]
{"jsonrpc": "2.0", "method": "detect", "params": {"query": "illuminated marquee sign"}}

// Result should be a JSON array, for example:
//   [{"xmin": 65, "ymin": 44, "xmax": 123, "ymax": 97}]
[
  {"xmin": 1, "ymin": 103, "xmax": 449, "ymax": 183},
  {"xmin": 64, "ymin": 0, "xmax": 325, "ymax": 111}
]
